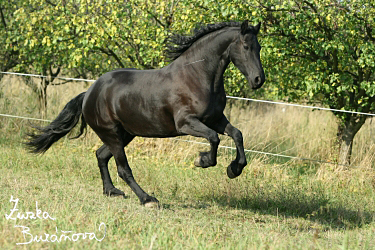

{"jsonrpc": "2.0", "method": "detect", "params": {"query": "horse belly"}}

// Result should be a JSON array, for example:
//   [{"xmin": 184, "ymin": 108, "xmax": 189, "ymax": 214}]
[{"xmin": 116, "ymin": 104, "xmax": 179, "ymax": 137}]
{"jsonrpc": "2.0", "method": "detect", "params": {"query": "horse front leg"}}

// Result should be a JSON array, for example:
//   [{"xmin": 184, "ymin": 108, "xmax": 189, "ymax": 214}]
[
  {"xmin": 213, "ymin": 116, "xmax": 247, "ymax": 178},
  {"xmin": 224, "ymin": 123, "xmax": 247, "ymax": 178},
  {"xmin": 177, "ymin": 116, "xmax": 220, "ymax": 168}
]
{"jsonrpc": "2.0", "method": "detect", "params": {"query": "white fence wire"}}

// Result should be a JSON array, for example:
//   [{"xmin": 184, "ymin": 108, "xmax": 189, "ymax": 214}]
[
  {"xmin": 0, "ymin": 71, "xmax": 372, "ymax": 168},
  {"xmin": 2, "ymin": 71, "xmax": 375, "ymax": 117}
]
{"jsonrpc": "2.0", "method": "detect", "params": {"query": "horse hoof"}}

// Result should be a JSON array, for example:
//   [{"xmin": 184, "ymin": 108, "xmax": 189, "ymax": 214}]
[
  {"xmin": 194, "ymin": 152, "xmax": 215, "ymax": 168},
  {"xmin": 104, "ymin": 187, "xmax": 126, "ymax": 197},
  {"xmin": 142, "ymin": 196, "xmax": 160, "ymax": 208},
  {"xmin": 227, "ymin": 164, "xmax": 242, "ymax": 179},
  {"xmin": 194, "ymin": 156, "xmax": 202, "ymax": 167},
  {"xmin": 144, "ymin": 202, "xmax": 160, "ymax": 209}
]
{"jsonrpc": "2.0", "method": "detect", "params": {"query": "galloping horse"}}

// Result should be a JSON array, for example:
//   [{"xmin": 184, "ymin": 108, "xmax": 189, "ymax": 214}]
[{"xmin": 27, "ymin": 21, "xmax": 265, "ymax": 207}]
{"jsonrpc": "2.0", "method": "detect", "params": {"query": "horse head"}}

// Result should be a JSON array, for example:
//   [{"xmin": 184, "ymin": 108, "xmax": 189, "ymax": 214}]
[{"xmin": 230, "ymin": 20, "xmax": 265, "ymax": 90}]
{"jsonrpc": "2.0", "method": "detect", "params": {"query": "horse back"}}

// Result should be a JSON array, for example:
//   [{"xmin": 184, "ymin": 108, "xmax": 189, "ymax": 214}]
[{"xmin": 82, "ymin": 67, "xmax": 226, "ymax": 137}]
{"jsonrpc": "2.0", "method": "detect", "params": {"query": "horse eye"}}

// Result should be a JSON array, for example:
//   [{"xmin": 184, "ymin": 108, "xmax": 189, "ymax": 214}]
[{"xmin": 244, "ymin": 45, "xmax": 249, "ymax": 50}]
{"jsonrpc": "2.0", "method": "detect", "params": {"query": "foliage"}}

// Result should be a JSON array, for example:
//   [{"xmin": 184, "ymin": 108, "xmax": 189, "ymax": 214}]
[
  {"xmin": 1, "ymin": 0, "xmax": 264, "ymax": 97},
  {"xmin": 255, "ymin": 1, "xmax": 375, "ymax": 109},
  {"xmin": 0, "ymin": 1, "xmax": 21, "ymax": 75},
  {"xmin": 3, "ymin": 0, "xmax": 374, "ymax": 100}
]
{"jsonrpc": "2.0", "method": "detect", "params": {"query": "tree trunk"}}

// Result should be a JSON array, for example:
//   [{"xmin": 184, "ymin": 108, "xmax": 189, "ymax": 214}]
[
  {"xmin": 22, "ymin": 76, "xmax": 48, "ymax": 117},
  {"xmin": 37, "ymin": 77, "xmax": 48, "ymax": 118},
  {"xmin": 337, "ymin": 124, "xmax": 354, "ymax": 166},
  {"xmin": 336, "ymin": 115, "xmax": 366, "ymax": 166}
]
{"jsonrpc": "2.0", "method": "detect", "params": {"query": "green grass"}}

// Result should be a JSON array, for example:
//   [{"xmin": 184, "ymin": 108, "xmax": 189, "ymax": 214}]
[{"xmin": 1, "ymin": 131, "xmax": 375, "ymax": 249}]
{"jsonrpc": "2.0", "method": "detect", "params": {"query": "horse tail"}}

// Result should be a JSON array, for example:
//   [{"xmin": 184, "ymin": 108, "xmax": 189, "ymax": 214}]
[{"xmin": 26, "ymin": 92, "xmax": 87, "ymax": 154}]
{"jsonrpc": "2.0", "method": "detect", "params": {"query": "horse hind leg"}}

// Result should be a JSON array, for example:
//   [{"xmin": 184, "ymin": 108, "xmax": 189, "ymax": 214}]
[
  {"xmin": 96, "ymin": 144, "xmax": 125, "ymax": 197},
  {"xmin": 97, "ymin": 127, "xmax": 159, "ymax": 207}
]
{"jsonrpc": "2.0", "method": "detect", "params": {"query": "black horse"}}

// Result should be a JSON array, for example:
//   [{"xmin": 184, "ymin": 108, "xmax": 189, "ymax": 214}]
[{"xmin": 27, "ymin": 21, "xmax": 265, "ymax": 207}]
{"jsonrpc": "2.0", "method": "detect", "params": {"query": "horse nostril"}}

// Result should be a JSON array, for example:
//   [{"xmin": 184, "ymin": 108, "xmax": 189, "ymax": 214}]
[{"xmin": 255, "ymin": 76, "xmax": 260, "ymax": 84}]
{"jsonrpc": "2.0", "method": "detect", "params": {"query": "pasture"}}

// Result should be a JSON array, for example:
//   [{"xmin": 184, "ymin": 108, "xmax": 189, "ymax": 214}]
[{"xmin": 1, "ymin": 75, "xmax": 375, "ymax": 249}]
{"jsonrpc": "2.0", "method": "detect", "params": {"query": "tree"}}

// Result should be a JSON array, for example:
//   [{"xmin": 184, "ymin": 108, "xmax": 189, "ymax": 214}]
[
  {"xmin": 0, "ymin": 1, "xmax": 22, "ymax": 81},
  {"xmin": 6, "ymin": 0, "xmax": 74, "ymax": 116},
  {"xmin": 250, "ymin": 0, "xmax": 375, "ymax": 165}
]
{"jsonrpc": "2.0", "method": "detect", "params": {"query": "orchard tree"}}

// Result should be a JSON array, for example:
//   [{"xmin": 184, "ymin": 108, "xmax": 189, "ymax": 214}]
[
  {"xmin": 9, "ymin": 0, "xmax": 77, "ymax": 115},
  {"xmin": 0, "ymin": 1, "xmax": 23, "ymax": 81},
  {"xmin": 251, "ymin": 0, "xmax": 375, "ymax": 165}
]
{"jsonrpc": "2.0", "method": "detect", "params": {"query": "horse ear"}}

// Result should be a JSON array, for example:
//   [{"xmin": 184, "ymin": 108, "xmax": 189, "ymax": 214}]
[
  {"xmin": 254, "ymin": 22, "xmax": 261, "ymax": 34},
  {"xmin": 241, "ymin": 20, "xmax": 249, "ymax": 35}
]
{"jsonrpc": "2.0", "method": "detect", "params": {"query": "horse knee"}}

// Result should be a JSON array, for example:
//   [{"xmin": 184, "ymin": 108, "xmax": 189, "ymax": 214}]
[
  {"xmin": 232, "ymin": 128, "xmax": 243, "ymax": 143},
  {"xmin": 96, "ymin": 150, "xmax": 102, "ymax": 160},
  {"xmin": 209, "ymin": 133, "xmax": 220, "ymax": 146},
  {"xmin": 96, "ymin": 146, "xmax": 113, "ymax": 164}
]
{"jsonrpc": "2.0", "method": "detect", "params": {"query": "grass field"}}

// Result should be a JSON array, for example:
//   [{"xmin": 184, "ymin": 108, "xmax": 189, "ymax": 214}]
[{"xmin": 1, "ymin": 75, "xmax": 375, "ymax": 249}]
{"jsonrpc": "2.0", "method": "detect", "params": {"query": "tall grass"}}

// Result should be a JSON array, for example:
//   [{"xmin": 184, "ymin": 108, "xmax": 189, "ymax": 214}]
[{"xmin": 225, "ymin": 99, "xmax": 375, "ymax": 168}]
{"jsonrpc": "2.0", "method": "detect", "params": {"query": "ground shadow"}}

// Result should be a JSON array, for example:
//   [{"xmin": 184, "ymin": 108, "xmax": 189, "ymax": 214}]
[{"xmin": 200, "ymin": 191, "xmax": 374, "ymax": 230}]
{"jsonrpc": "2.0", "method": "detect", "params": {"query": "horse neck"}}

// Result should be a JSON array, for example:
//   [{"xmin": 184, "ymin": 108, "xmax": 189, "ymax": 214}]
[{"xmin": 174, "ymin": 28, "xmax": 238, "ymax": 91}]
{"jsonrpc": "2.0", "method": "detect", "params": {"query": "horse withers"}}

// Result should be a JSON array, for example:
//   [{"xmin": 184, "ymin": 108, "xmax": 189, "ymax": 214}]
[{"xmin": 26, "ymin": 20, "xmax": 265, "ymax": 207}]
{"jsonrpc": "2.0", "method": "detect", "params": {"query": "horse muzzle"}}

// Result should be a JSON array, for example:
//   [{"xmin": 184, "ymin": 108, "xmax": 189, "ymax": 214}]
[{"xmin": 249, "ymin": 74, "xmax": 265, "ymax": 89}]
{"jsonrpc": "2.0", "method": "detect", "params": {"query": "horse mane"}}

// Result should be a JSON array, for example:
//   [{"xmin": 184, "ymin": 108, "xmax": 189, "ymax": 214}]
[{"xmin": 166, "ymin": 21, "xmax": 245, "ymax": 61}]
